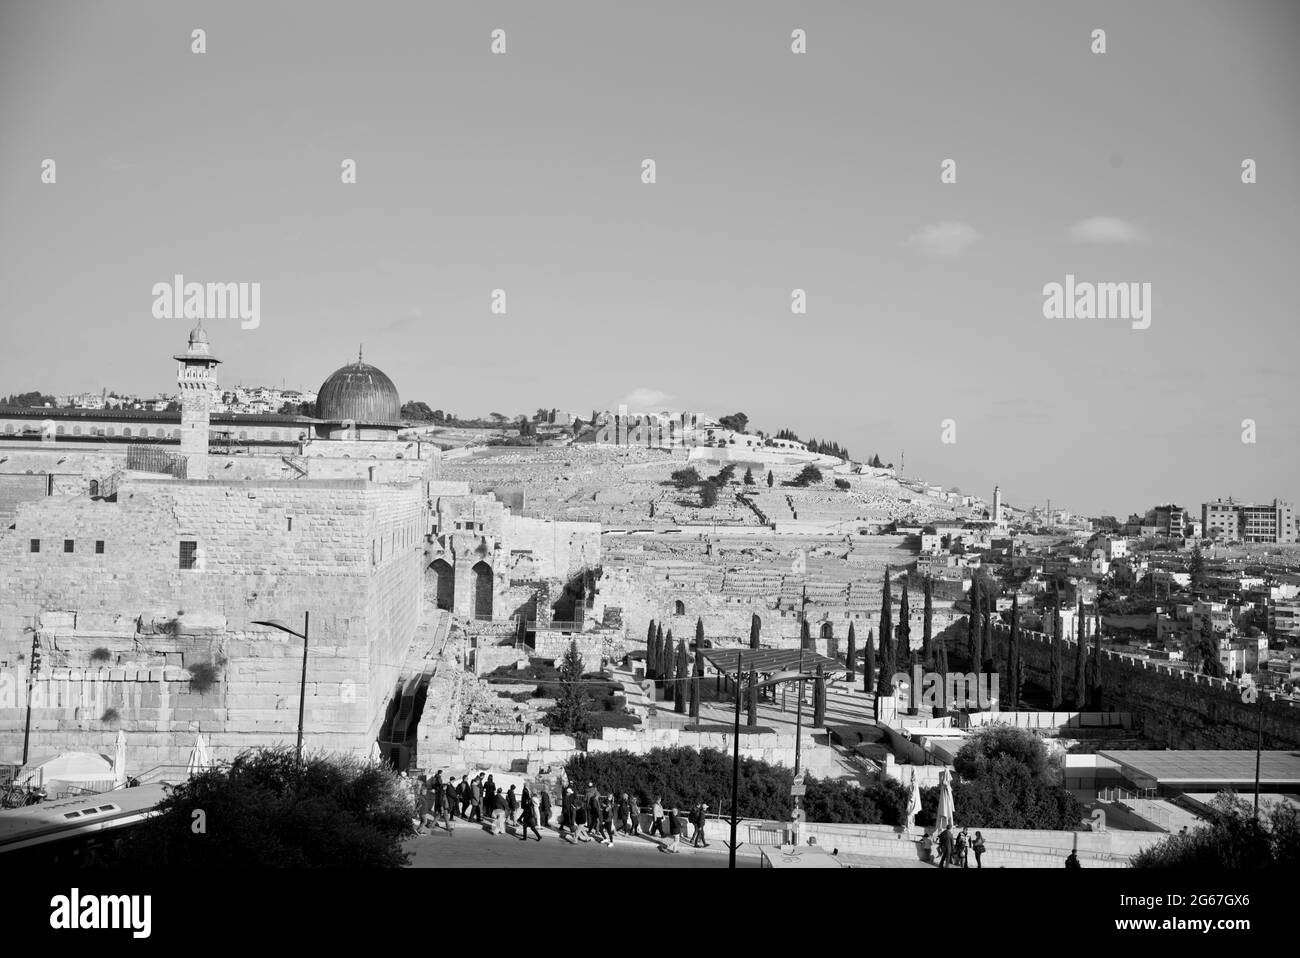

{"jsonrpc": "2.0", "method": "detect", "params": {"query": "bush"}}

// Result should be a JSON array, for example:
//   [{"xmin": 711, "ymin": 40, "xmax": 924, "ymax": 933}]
[
  {"xmin": 834, "ymin": 478, "xmax": 850, "ymax": 490},
  {"xmin": 88, "ymin": 746, "xmax": 415, "ymax": 866},
  {"xmin": 670, "ymin": 467, "xmax": 701, "ymax": 489},
  {"xmin": 90, "ymin": 647, "xmax": 112, "ymax": 664},
  {"xmin": 803, "ymin": 776, "xmax": 910, "ymax": 826},
  {"xmin": 784, "ymin": 464, "xmax": 823, "ymax": 487},
  {"xmin": 1132, "ymin": 792, "xmax": 1300, "ymax": 868},
  {"xmin": 953, "ymin": 725, "xmax": 1051, "ymax": 783}
]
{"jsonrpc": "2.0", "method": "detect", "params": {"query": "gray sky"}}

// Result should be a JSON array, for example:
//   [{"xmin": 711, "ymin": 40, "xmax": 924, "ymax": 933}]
[{"xmin": 1, "ymin": 0, "xmax": 1297, "ymax": 517}]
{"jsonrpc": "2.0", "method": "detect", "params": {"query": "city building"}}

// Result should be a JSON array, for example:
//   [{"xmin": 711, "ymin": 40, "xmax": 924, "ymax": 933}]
[{"xmin": 1202, "ymin": 498, "xmax": 1298, "ymax": 544}]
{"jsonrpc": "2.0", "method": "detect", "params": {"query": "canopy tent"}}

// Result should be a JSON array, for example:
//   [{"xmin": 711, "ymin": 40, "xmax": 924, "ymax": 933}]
[
  {"xmin": 17, "ymin": 751, "xmax": 117, "ymax": 789},
  {"xmin": 701, "ymin": 647, "xmax": 845, "ymax": 676}
]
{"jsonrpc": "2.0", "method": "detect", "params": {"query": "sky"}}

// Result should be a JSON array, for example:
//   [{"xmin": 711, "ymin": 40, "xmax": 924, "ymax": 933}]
[{"xmin": 1, "ymin": 0, "xmax": 1297, "ymax": 517}]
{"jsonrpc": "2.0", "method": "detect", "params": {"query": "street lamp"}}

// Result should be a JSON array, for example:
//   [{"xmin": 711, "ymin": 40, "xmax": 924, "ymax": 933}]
[
  {"xmin": 252, "ymin": 612, "xmax": 310, "ymax": 762},
  {"xmin": 724, "ymin": 656, "xmax": 819, "ymax": 869}
]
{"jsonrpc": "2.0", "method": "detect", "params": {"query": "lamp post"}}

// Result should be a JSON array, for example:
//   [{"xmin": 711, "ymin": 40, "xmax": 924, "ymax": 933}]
[
  {"xmin": 252, "ymin": 612, "xmax": 310, "ymax": 762},
  {"xmin": 725, "ymin": 654, "xmax": 819, "ymax": 869},
  {"xmin": 1241, "ymin": 678, "xmax": 1263, "ymax": 817}
]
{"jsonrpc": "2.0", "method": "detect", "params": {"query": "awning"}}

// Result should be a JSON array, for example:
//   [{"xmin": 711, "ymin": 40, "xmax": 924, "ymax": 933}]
[{"xmin": 701, "ymin": 648, "xmax": 845, "ymax": 675}]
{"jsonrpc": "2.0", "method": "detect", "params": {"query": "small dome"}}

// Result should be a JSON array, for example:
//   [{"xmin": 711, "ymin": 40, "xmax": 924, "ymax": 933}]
[
  {"xmin": 317, "ymin": 360, "xmax": 401, "ymax": 423},
  {"xmin": 188, "ymin": 324, "xmax": 209, "ymax": 346}
]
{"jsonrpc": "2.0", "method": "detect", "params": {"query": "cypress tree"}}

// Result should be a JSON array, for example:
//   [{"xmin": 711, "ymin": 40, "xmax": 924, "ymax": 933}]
[
  {"xmin": 898, "ymin": 578, "xmax": 912, "ymax": 669},
  {"xmin": 846, "ymin": 621, "xmax": 857, "ymax": 682},
  {"xmin": 800, "ymin": 618, "xmax": 812, "ymax": 651},
  {"xmin": 674, "ymin": 639, "xmax": 689, "ymax": 714},
  {"xmin": 967, "ymin": 580, "xmax": 980, "ymax": 661},
  {"xmin": 749, "ymin": 613, "xmax": 761, "ymax": 650},
  {"xmin": 981, "ymin": 591, "xmax": 995, "ymax": 674},
  {"xmin": 746, "ymin": 669, "xmax": 758, "ymax": 726},
  {"xmin": 655, "ymin": 622, "xmax": 665, "ymax": 680},
  {"xmin": 1090, "ymin": 612, "xmax": 1104, "ymax": 709},
  {"xmin": 864, "ymin": 629, "xmax": 876, "ymax": 693},
  {"xmin": 1073, "ymin": 600, "xmax": 1087, "ymax": 708},
  {"xmin": 646, "ymin": 620, "xmax": 656, "ymax": 678},
  {"xmin": 663, "ymin": 629, "xmax": 676, "ymax": 702},
  {"xmin": 921, "ymin": 577, "xmax": 934, "ymax": 670},
  {"xmin": 695, "ymin": 617, "xmax": 705, "ymax": 654},
  {"xmin": 1049, "ymin": 592, "xmax": 1064, "ymax": 708},
  {"xmin": 813, "ymin": 665, "xmax": 826, "ymax": 727},
  {"xmin": 691, "ymin": 641, "xmax": 704, "ymax": 721},
  {"xmin": 877, "ymin": 568, "xmax": 894, "ymax": 695},
  {"xmin": 1008, "ymin": 595, "xmax": 1020, "ymax": 710},
  {"xmin": 970, "ymin": 591, "xmax": 983, "ymax": 681},
  {"xmin": 766, "ymin": 470, "xmax": 774, "ymax": 488}
]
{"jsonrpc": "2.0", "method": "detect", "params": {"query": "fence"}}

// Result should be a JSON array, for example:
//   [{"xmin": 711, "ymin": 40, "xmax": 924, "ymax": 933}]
[{"xmin": 126, "ymin": 443, "xmax": 187, "ymax": 478}]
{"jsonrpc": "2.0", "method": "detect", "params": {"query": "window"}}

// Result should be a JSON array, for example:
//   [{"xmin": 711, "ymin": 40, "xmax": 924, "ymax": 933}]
[
  {"xmin": 179, "ymin": 540, "xmax": 198, "ymax": 570},
  {"xmin": 73, "ymin": 425, "xmax": 82, "ymax": 436},
  {"xmin": 122, "ymin": 428, "xmax": 132, "ymax": 437},
  {"xmin": 64, "ymin": 540, "xmax": 74, "ymax": 553},
  {"xmin": 95, "ymin": 541, "xmax": 104, "ymax": 554},
  {"xmin": 30, "ymin": 539, "xmax": 40, "ymax": 553},
  {"xmin": 89, "ymin": 480, "xmax": 99, "ymax": 497},
  {"xmin": 287, "ymin": 517, "xmax": 293, "ymax": 532}
]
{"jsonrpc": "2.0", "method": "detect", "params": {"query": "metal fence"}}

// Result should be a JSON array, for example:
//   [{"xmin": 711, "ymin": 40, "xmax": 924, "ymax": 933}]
[{"xmin": 126, "ymin": 443, "xmax": 187, "ymax": 478}]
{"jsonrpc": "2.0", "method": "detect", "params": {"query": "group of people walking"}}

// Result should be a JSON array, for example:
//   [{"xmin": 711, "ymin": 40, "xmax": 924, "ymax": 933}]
[
  {"xmin": 408, "ymin": 771, "xmax": 713, "ymax": 851},
  {"xmin": 926, "ymin": 824, "xmax": 986, "ymax": 868}
]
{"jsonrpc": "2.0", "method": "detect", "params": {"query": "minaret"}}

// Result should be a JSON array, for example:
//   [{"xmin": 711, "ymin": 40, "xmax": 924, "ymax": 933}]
[
  {"xmin": 174, "ymin": 321, "xmax": 221, "ymax": 478},
  {"xmin": 993, "ymin": 485, "xmax": 1003, "ymax": 524}
]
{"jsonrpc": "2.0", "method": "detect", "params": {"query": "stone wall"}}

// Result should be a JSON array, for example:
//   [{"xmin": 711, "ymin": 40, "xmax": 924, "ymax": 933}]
[{"xmin": 986, "ymin": 621, "xmax": 1300, "ymax": 750}]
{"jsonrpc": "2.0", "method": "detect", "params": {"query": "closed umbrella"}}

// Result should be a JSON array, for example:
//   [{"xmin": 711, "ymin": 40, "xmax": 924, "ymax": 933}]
[
  {"xmin": 370, "ymin": 741, "xmax": 382, "ymax": 763},
  {"xmin": 113, "ymin": 729, "xmax": 127, "ymax": 787},
  {"xmin": 936, "ymin": 767, "xmax": 955, "ymax": 830},
  {"xmin": 906, "ymin": 769, "xmax": 922, "ymax": 833},
  {"xmin": 186, "ymin": 733, "xmax": 212, "ymax": 776}
]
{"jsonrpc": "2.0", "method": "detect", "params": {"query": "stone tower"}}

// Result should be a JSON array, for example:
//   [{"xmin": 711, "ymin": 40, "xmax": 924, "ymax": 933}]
[
  {"xmin": 174, "ymin": 322, "xmax": 221, "ymax": 478},
  {"xmin": 993, "ymin": 485, "xmax": 1003, "ymax": 524}
]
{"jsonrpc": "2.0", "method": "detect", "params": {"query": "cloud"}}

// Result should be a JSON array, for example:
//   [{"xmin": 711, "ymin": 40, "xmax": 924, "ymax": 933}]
[
  {"xmin": 905, "ymin": 221, "xmax": 981, "ymax": 256},
  {"xmin": 1068, "ymin": 216, "xmax": 1147, "ymax": 244},
  {"xmin": 618, "ymin": 387, "xmax": 672, "ymax": 410}
]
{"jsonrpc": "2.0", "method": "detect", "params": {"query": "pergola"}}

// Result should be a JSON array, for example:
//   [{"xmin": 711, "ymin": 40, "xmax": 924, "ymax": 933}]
[{"xmin": 701, "ymin": 647, "xmax": 845, "ymax": 676}]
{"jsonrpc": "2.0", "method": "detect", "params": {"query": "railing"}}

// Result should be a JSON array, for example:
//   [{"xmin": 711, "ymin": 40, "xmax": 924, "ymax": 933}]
[
  {"xmin": 281, "ymin": 454, "xmax": 308, "ymax": 478},
  {"xmin": 126, "ymin": 443, "xmax": 187, "ymax": 478},
  {"xmin": 98, "ymin": 469, "xmax": 125, "ymax": 500}
]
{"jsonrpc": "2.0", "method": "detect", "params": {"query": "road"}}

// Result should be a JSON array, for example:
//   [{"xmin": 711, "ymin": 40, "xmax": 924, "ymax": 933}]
[{"xmin": 404, "ymin": 821, "xmax": 760, "ymax": 868}]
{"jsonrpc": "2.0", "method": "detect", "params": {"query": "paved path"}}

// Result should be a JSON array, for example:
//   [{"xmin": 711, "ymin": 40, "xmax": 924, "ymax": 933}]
[{"xmin": 404, "ymin": 822, "xmax": 759, "ymax": 868}]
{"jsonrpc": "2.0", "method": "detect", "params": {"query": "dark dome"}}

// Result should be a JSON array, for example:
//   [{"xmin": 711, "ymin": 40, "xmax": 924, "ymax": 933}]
[{"xmin": 317, "ymin": 360, "xmax": 401, "ymax": 423}]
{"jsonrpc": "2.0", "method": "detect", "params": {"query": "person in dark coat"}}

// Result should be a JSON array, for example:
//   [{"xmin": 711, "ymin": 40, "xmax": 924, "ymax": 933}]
[
  {"xmin": 598, "ymin": 793, "xmax": 616, "ymax": 846},
  {"xmin": 692, "ymin": 803, "xmax": 710, "ymax": 847},
  {"xmin": 431, "ymin": 771, "xmax": 444, "ymax": 817},
  {"xmin": 519, "ymin": 786, "xmax": 541, "ymax": 841},
  {"xmin": 623, "ymin": 793, "xmax": 641, "ymax": 835},
  {"xmin": 559, "ymin": 787, "xmax": 577, "ymax": 843},
  {"xmin": 939, "ymin": 825, "xmax": 954, "ymax": 868},
  {"xmin": 506, "ymin": 785, "xmax": 519, "ymax": 825},
  {"xmin": 955, "ymin": 828, "xmax": 969, "ymax": 868},
  {"xmin": 615, "ymin": 794, "xmax": 630, "ymax": 834},
  {"xmin": 540, "ymin": 789, "xmax": 553, "ymax": 829},
  {"xmin": 1065, "ymin": 851, "xmax": 1081, "ymax": 869},
  {"xmin": 443, "ymin": 778, "xmax": 458, "ymax": 829},
  {"xmin": 586, "ymin": 790, "xmax": 602, "ymax": 841},
  {"xmin": 972, "ymin": 831, "xmax": 986, "ymax": 869},
  {"xmin": 665, "ymin": 806, "xmax": 682, "ymax": 853},
  {"xmin": 469, "ymin": 775, "xmax": 484, "ymax": 823},
  {"xmin": 457, "ymin": 777, "xmax": 470, "ymax": 818},
  {"xmin": 484, "ymin": 775, "xmax": 496, "ymax": 818}
]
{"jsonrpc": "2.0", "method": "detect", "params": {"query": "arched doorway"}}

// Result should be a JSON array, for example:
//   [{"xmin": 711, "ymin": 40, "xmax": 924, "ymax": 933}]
[
  {"xmin": 429, "ymin": 559, "xmax": 454, "ymax": 612},
  {"xmin": 674, "ymin": 599, "xmax": 686, "ymax": 616},
  {"xmin": 820, "ymin": 622, "xmax": 834, "ymax": 639},
  {"xmin": 472, "ymin": 560, "xmax": 493, "ymax": 620}
]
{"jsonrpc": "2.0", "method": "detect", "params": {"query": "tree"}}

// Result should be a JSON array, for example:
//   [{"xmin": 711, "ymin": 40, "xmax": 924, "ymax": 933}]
[
  {"xmin": 877, "ymin": 570, "xmax": 895, "ymax": 696},
  {"xmin": 969, "ymin": 582, "xmax": 983, "ymax": 678},
  {"xmin": 88, "ymin": 747, "xmax": 414, "ymax": 866},
  {"xmin": 870, "ymin": 454, "xmax": 884, "ymax": 468},
  {"xmin": 655, "ymin": 623, "xmax": 665, "ymax": 682},
  {"xmin": 1192, "ymin": 617, "xmax": 1225, "ymax": 677},
  {"xmin": 800, "ymin": 618, "xmax": 813, "ymax": 651},
  {"xmin": 552, "ymin": 640, "xmax": 592, "ymax": 736},
  {"xmin": 1189, "ymin": 542, "xmax": 1206, "ymax": 592},
  {"xmin": 981, "ymin": 591, "xmax": 994, "ymax": 674},
  {"xmin": 898, "ymin": 578, "xmax": 912, "ymax": 669},
  {"xmin": 846, "ymin": 621, "xmax": 857, "ymax": 682},
  {"xmin": 749, "ymin": 613, "xmax": 761, "ymax": 650},
  {"xmin": 671, "ymin": 467, "xmax": 701, "ymax": 489},
  {"xmin": 1132, "ymin": 792, "xmax": 1300, "ymax": 869},
  {"xmin": 718, "ymin": 412, "xmax": 749, "ymax": 433},
  {"xmin": 674, "ymin": 639, "xmax": 689, "ymax": 714},
  {"xmin": 743, "ymin": 467, "xmax": 755, "ymax": 486},
  {"xmin": 1049, "ymin": 633, "xmax": 1064, "ymax": 710},
  {"xmin": 662, "ymin": 629, "xmax": 676, "ymax": 701},
  {"xmin": 746, "ymin": 669, "xmax": 758, "ymax": 727},
  {"xmin": 864, "ymin": 629, "xmax": 876, "ymax": 693},
  {"xmin": 921, "ymin": 577, "xmax": 934, "ymax": 670},
  {"xmin": 691, "ymin": 642, "xmax": 704, "ymax": 721},
  {"xmin": 1073, "ymin": 601, "xmax": 1088, "ymax": 707},
  {"xmin": 766, "ymin": 470, "xmax": 774, "ymax": 488},
  {"xmin": 786, "ymin": 464, "xmax": 823, "ymax": 487},
  {"xmin": 1007, "ymin": 596, "xmax": 1021, "ymax": 710},
  {"xmin": 1088, "ymin": 609, "xmax": 1103, "ymax": 709},
  {"xmin": 813, "ymin": 666, "xmax": 826, "ymax": 727},
  {"xmin": 699, "ymin": 482, "xmax": 718, "ymax": 508},
  {"xmin": 648, "ymin": 621, "xmax": 659, "ymax": 679}
]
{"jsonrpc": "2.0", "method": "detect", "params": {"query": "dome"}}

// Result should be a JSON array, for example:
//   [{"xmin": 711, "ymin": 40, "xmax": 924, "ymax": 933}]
[
  {"xmin": 316, "ymin": 359, "xmax": 401, "ymax": 423},
  {"xmin": 188, "ymin": 324, "xmax": 209, "ymax": 346}
]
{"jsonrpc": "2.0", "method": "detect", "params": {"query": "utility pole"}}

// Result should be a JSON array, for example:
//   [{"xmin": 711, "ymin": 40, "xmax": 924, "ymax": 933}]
[{"xmin": 22, "ymin": 631, "xmax": 41, "ymax": 766}]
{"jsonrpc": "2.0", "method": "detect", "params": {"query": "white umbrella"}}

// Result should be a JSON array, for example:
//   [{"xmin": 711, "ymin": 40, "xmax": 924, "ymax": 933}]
[
  {"xmin": 936, "ymin": 767, "xmax": 955, "ymax": 830},
  {"xmin": 370, "ymin": 741, "xmax": 382, "ymax": 763},
  {"xmin": 186, "ymin": 733, "xmax": 212, "ymax": 776},
  {"xmin": 113, "ymin": 729, "xmax": 127, "ymax": 787},
  {"xmin": 906, "ymin": 769, "xmax": 922, "ymax": 832}
]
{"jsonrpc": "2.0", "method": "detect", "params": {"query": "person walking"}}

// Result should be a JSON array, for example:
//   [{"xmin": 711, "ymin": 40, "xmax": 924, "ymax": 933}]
[
  {"xmin": 491, "ymin": 788, "xmax": 508, "ymax": 836},
  {"xmin": 469, "ymin": 775, "xmax": 484, "ymax": 823},
  {"xmin": 586, "ymin": 788, "xmax": 602, "ymax": 841},
  {"xmin": 972, "ymin": 830, "xmax": 986, "ymax": 869},
  {"xmin": 692, "ymin": 803, "xmax": 710, "ymax": 848},
  {"xmin": 443, "ymin": 777, "xmax": 458, "ymax": 831},
  {"xmin": 599, "ymin": 794, "xmax": 616, "ymax": 846},
  {"xmin": 484, "ymin": 774, "xmax": 496, "ymax": 819},
  {"xmin": 431, "ymin": 771, "xmax": 444, "ymax": 819},
  {"xmin": 625, "ymin": 794, "xmax": 641, "ymax": 836},
  {"xmin": 519, "ymin": 786, "xmax": 542, "ymax": 841},
  {"xmin": 650, "ymin": 796, "xmax": 666, "ymax": 838},
  {"xmin": 415, "ymin": 778, "xmax": 432, "ymax": 835},
  {"xmin": 939, "ymin": 825, "xmax": 954, "ymax": 868},
  {"xmin": 665, "ymin": 806, "xmax": 682, "ymax": 853},
  {"xmin": 540, "ymin": 788, "xmax": 553, "ymax": 830},
  {"xmin": 506, "ymin": 785, "xmax": 519, "ymax": 826},
  {"xmin": 559, "ymin": 786, "xmax": 578, "ymax": 843},
  {"xmin": 956, "ymin": 828, "xmax": 969, "ymax": 869},
  {"xmin": 457, "ymin": 776, "xmax": 470, "ymax": 818},
  {"xmin": 615, "ymin": 793, "xmax": 630, "ymax": 834}
]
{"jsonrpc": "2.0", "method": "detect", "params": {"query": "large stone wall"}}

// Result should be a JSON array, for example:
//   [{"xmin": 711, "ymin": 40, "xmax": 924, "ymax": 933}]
[
  {"xmin": 986, "ymin": 621, "xmax": 1300, "ymax": 751},
  {"xmin": 0, "ymin": 476, "xmax": 428, "ymax": 765}
]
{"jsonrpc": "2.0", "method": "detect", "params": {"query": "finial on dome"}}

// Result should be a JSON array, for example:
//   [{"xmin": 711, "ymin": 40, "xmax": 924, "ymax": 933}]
[{"xmin": 358, "ymin": 344, "xmax": 363, "ymax": 364}]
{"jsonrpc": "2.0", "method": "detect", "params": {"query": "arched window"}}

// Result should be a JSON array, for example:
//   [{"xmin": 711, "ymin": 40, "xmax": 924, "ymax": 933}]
[
  {"xmin": 270, "ymin": 431, "xmax": 280, "ymax": 441},
  {"xmin": 3, "ymin": 423, "xmax": 14, "ymax": 434},
  {"xmin": 106, "ymin": 427, "xmax": 116, "ymax": 436},
  {"xmin": 56, "ymin": 426, "xmax": 65, "ymax": 435},
  {"xmin": 820, "ymin": 622, "xmax": 834, "ymax": 640},
  {"xmin": 89, "ymin": 479, "xmax": 100, "ymax": 497},
  {"xmin": 472, "ymin": 560, "xmax": 493, "ymax": 619},
  {"xmin": 122, "ymin": 427, "xmax": 131, "ymax": 437},
  {"xmin": 674, "ymin": 600, "xmax": 686, "ymax": 616},
  {"xmin": 72, "ymin": 425, "xmax": 82, "ymax": 436},
  {"xmin": 430, "ymin": 559, "xmax": 454, "ymax": 611},
  {"xmin": 156, "ymin": 428, "xmax": 165, "ymax": 438},
  {"xmin": 172, "ymin": 429, "xmax": 181, "ymax": 439}
]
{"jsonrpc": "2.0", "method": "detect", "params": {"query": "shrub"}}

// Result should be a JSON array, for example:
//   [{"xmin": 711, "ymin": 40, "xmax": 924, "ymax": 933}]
[
  {"xmin": 803, "ymin": 776, "xmax": 910, "ymax": 826},
  {"xmin": 784, "ymin": 464, "xmax": 823, "ymax": 487},
  {"xmin": 187, "ymin": 661, "xmax": 220, "ymax": 694},
  {"xmin": 953, "ymin": 725, "xmax": 1050, "ymax": 783},
  {"xmin": 1131, "ymin": 792, "xmax": 1300, "ymax": 869},
  {"xmin": 89, "ymin": 746, "xmax": 415, "ymax": 866},
  {"xmin": 670, "ymin": 467, "xmax": 701, "ymax": 490},
  {"xmin": 834, "ymin": 478, "xmax": 850, "ymax": 490},
  {"xmin": 90, "ymin": 647, "xmax": 112, "ymax": 664}
]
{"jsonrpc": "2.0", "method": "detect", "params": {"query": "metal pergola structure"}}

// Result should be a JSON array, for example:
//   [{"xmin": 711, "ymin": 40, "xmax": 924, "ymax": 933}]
[{"xmin": 701, "ymin": 647, "xmax": 845, "ymax": 677}]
